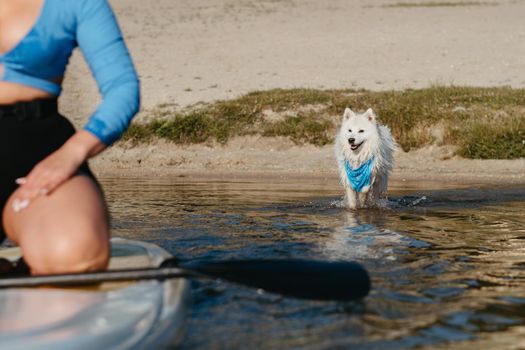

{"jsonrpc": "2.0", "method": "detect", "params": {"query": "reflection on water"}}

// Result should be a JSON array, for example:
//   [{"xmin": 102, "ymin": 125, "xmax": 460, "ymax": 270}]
[{"xmin": 100, "ymin": 176, "xmax": 525, "ymax": 350}]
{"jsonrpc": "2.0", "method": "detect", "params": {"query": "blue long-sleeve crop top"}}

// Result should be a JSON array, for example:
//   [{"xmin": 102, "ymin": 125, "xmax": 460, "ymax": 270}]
[{"xmin": 0, "ymin": 0, "xmax": 140, "ymax": 145}]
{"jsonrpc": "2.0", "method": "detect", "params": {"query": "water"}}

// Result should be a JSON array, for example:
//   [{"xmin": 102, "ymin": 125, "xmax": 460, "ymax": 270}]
[{"xmin": 100, "ymin": 176, "xmax": 525, "ymax": 349}]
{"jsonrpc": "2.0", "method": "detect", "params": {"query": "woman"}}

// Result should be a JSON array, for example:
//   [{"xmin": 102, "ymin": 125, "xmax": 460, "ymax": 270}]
[{"xmin": 0, "ymin": 0, "xmax": 140, "ymax": 274}]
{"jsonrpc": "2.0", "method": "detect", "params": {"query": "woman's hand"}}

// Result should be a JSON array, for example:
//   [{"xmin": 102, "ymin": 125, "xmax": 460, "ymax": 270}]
[{"xmin": 12, "ymin": 131, "xmax": 106, "ymax": 212}]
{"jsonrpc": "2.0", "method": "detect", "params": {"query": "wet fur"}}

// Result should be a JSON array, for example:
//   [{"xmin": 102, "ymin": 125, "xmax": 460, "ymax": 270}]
[{"xmin": 334, "ymin": 108, "xmax": 396, "ymax": 209}]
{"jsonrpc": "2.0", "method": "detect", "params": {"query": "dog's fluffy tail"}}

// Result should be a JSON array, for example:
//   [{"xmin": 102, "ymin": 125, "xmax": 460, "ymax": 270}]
[{"xmin": 374, "ymin": 125, "xmax": 396, "ymax": 194}]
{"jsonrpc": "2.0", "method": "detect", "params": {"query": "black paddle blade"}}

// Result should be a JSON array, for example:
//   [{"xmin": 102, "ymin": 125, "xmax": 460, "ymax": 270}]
[{"xmin": 184, "ymin": 259, "xmax": 371, "ymax": 301}]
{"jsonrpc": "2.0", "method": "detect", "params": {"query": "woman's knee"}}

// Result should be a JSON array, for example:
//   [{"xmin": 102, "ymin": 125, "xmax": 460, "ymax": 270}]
[
  {"xmin": 4, "ymin": 175, "xmax": 110, "ymax": 274},
  {"xmin": 20, "ymin": 227, "xmax": 110, "ymax": 275}
]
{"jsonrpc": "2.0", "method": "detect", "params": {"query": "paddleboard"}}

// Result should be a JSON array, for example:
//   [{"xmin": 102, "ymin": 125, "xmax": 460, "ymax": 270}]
[{"xmin": 0, "ymin": 237, "xmax": 190, "ymax": 350}]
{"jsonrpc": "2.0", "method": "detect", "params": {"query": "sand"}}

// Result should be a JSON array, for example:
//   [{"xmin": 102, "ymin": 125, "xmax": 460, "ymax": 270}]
[{"xmin": 59, "ymin": 0, "xmax": 525, "ymax": 185}]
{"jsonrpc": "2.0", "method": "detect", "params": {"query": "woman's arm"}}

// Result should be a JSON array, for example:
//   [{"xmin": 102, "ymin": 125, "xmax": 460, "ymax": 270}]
[
  {"xmin": 12, "ymin": 0, "xmax": 140, "ymax": 211},
  {"xmin": 77, "ymin": 0, "xmax": 141, "ymax": 145}
]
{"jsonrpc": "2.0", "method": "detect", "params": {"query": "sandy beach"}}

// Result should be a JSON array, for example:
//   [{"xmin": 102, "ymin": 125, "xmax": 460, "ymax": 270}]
[{"xmin": 59, "ymin": 0, "xmax": 525, "ymax": 185}]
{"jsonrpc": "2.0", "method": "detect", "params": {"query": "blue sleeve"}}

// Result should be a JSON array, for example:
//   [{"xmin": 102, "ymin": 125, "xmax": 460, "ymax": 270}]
[{"xmin": 76, "ymin": 0, "xmax": 140, "ymax": 145}]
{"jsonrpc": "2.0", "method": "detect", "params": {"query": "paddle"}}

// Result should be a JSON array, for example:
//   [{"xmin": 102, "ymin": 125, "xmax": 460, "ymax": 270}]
[{"xmin": 0, "ymin": 258, "xmax": 371, "ymax": 301}]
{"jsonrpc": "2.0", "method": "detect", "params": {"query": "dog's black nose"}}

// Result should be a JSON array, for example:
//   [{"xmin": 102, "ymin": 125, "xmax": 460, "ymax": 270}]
[{"xmin": 348, "ymin": 138, "xmax": 355, "ymax": 144}]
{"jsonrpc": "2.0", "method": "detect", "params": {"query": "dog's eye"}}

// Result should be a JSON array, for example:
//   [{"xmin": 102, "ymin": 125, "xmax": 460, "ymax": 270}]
[
  {"xmin": 348, "ymin": 129, "xmax": 352, "ymax": 133},
  {"xmin": 358, "ymin": 130, "xmax": 364, "ymax": 133}
]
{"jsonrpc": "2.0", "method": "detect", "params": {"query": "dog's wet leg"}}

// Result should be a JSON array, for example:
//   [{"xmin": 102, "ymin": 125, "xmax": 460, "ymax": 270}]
[
  {"xmin": 345, "ymin": 190, "xmax": 358, "ymax": 209},
  {"xmin": 357, "ymin": 192, "xmax": 368, "ymax": 208}
]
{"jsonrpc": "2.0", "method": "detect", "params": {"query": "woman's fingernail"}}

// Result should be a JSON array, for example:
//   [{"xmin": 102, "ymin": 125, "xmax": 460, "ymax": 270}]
[
  {"xmin": 15, "ymin": 178, "xmax": 27, "ymax": 185},
  {"xmin": 39, "ymin": 188, "xmax": 49, "ymax": 196},
  {"xmin": 12, "ymin": 199, "xmax": 30, "ymax": 213}
]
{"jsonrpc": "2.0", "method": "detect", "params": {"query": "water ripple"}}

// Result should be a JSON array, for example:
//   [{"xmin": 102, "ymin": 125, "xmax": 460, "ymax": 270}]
[{"xmin": 99, "ymin": 177, "xmax": 525, "ymax": 350}]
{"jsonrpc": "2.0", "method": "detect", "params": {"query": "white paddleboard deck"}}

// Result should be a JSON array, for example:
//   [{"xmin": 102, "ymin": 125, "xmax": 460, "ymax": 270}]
[{"xmin": 0, "ymin": 238, "xmax": 190, "ymax": 350}]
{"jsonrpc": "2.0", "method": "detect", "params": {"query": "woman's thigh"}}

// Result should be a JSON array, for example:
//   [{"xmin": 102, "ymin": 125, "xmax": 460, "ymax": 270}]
[{"xmin": 2, "ymin": 175, "xmax": 110, "ymax": 274}]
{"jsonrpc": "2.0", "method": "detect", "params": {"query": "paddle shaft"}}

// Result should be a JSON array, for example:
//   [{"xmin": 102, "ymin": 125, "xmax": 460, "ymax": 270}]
[
  {"xmin": 0, "ymin": 258, "xmax": 371, "ymax": 301},
  {"xmin": 0, "ymin": 266, "xmax": 197, "ymax": 288}
]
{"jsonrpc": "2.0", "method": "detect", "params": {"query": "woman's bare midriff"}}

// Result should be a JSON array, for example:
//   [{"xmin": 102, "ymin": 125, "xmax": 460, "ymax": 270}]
[{"xmin": 0, "ymin": 80, "xmax": 56, "ymax": 105}]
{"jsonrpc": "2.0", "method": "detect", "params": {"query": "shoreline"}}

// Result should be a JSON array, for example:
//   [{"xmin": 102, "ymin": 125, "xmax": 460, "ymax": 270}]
[
  {"xmin": 92, "ymin": 167, "xmax": 525, "ymax": 189},
  {"xmin": 90, "ymin": 139, "xmax": 525, "ymax": 187}
]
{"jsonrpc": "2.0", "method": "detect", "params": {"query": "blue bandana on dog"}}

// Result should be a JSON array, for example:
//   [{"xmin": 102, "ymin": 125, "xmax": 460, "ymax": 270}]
[{"xmin": 344, "ymin": 157, "xmax": 374, "ymax": 193}]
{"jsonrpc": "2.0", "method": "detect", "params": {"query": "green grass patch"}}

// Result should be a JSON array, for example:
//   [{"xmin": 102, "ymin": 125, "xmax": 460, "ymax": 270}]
[
  {"xmin": 123, "ymin": 86, "xmax": 525, "ymax": 159},
  {"xmin": 262, "ymin": 114, "xmax": 333, "ymax": 146},
  {"xmin": 446, "ymin": 111, "xmax": 525, "ymax": 159}
]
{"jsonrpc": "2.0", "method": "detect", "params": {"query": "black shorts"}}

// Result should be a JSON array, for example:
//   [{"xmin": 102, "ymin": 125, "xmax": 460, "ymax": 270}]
[{"xmin": 0, "ymin": 98, "xmax": 97, "ymax": 243}]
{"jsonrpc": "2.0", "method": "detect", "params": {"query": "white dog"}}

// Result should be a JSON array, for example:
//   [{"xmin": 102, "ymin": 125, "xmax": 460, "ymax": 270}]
[{"xmin": 334, "ymin": 108, "xmax": 396, "ymax": 209}]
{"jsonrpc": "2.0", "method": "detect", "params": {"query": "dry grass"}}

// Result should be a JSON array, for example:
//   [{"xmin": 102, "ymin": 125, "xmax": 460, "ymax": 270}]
[{"xmin": 123, "ymin": 86, "xmax": 525, "ymax": 159}]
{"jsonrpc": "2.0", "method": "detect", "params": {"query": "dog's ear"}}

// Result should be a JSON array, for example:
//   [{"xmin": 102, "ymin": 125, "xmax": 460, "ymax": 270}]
[
  {"xmin": 343, "ymin": 108, "xmax": 356, "ymax": 120},
  {"xmin": 364, "ymin": 108, "xmax": 376, "ymax": 122}
]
